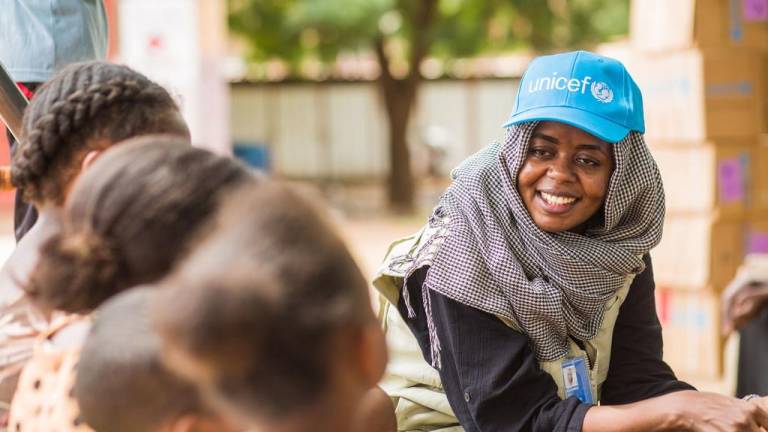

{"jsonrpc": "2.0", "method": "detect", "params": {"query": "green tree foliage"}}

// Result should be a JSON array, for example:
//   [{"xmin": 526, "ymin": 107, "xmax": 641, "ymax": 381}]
[{"xmin": 229, "ymin": 0, "xmax": 629, "ymax": 210}]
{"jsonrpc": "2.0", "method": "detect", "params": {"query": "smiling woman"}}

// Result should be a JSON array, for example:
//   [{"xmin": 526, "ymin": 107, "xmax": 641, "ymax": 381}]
[
  {"xmin": 518, "ymin": 121, "xmax": 614, "ymax": 233},
  {"xmin": 373, "ymin": 50, "xmax": 768, "ymax": 432}
]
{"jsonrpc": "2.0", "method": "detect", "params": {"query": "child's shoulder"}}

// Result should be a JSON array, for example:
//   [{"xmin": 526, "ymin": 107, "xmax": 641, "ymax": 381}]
[
  {"xmin": 43, "ymin": 315, "xmax": 91, "ymax": 353},
  {"xmin": 9, "ymin": 317, "xmax": 92, "ymax": 431}
]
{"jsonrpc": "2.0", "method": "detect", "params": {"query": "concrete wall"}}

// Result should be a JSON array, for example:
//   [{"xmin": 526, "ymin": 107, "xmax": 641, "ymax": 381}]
[{"xmin": 231, "ymin": 78, "xmax": 521, "ymax": 180}]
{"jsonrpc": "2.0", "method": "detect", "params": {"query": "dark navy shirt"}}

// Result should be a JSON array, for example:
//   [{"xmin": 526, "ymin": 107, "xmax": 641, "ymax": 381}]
[{"xmin": 397, "ymin": 255, "xmax": 694, "ymax": 432}]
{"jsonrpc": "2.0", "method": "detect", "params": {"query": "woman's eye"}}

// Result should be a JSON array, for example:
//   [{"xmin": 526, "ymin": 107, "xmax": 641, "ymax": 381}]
[
  {"xmin": 530, "ymin": 148, "xmax": 552, "ymax": 158},
  {"xmin": 577, "ymin": 157, "xmax": 600, "ymax": 167}
]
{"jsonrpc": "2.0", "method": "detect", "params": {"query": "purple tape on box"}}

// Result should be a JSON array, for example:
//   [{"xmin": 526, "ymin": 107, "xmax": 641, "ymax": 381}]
[
  {"xmin": 718, "ymin": 158, "xmax": 745, "ymax": 203},
  {"xmin": 748, "ymin": 231, "xmax": 768, "ymax": 253},
  {"xmin": 744, "ymin": 0, "xmax": 768, "ymax": 21}
]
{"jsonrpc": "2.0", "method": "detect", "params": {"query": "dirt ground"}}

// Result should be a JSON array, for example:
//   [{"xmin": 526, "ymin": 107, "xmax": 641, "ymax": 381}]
[{"xmin": 338, "ymin": 213, "xmax": 423, "ymax": 279}]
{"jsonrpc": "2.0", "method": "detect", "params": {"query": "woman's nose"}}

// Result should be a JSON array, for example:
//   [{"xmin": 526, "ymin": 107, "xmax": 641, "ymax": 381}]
[{"xmin": 546, "ymin": 156, "xmax": 576, "ymax": 182}]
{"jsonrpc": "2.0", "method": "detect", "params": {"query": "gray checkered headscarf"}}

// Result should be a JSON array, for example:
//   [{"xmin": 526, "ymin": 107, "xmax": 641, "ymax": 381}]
[{"xmin": 404, "ymin": 122, "xmax": 664, "ymax": 365}]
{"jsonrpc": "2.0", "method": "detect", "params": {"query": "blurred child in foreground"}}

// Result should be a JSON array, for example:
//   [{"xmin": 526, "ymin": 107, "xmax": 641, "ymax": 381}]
[
  {"xmin": 76, "ymin": 288, "xmax": 239, "ymax": 432},
  {"xmin": 154, "ymin": 183, "xmax": 396, "ymax": 432},
  {"xmin": 8, "ymin": 138, "xmax": 254, "ymax": 431},
  {"xmin": 0, "ymin": 61, "xmax": 189, "ymax": 410}
]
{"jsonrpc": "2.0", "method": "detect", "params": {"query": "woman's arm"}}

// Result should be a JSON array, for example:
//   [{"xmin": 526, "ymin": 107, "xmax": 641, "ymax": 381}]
[
  {"xmin": 601, "ymin": 255, "xmax": 694, "ymax": 404},
  {"xmin": 399, "ymin": 267, "xmax": 589, "ymax": 432},
  {"xmin": 400, "ymin": 266, "xmax": 768, "ymax": 432},
  {"xmin": 593, "ymin": 255, "xmax": 768, "ymax": 431}
]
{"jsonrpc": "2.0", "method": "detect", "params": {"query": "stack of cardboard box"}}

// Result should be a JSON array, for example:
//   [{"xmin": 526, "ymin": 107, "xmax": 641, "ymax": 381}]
[{"xmin": 628, "ymin": 0, "xmax": 768, "ymax": 379}]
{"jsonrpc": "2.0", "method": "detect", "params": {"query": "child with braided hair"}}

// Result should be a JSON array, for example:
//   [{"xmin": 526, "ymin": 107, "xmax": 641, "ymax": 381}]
[
  {"xmin": 11, "ymin": 61, "xmax": 189, "ymax": 203},
  {"xmin": 152, "ymin": 183, "xmax": 394, "ymax": 432},
  {"xmin": 0, "ymin": 61, "xmax": 189, "ymax": 410},
  {"xmin": 7, "ymin": 136, "xmax": 256, "ymax": 431},
  {"xmin": 1, "ymin": 0, "xmax": 109, "ymax": 242}
]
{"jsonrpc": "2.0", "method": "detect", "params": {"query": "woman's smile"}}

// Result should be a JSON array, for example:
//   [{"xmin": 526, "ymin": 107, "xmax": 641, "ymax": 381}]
[{"xmin": 536, "ymin": 190, "xmax": 580, "ymax": 214}]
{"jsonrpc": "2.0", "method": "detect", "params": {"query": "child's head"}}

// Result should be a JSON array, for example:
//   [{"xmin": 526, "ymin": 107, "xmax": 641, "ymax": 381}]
[
  {"xmin": 76, "ymin": 288, "xmax": 237, "ymax": 432},
  {"xmin": 25, "ymin": 136, "xmax": 254, "ymax": 314},
  {"xmin": 12, "ymin": 61, "xmax": 189, "ymax": 206},
  {"xmin": 153, "ymin": 183, "xmax": 387, "ymax": 430}
]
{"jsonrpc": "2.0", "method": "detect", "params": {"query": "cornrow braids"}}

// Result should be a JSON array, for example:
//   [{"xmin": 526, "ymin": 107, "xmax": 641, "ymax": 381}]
[{"xmin": 12, "ymin": 61, "xmax": 190, "ymax": 205}]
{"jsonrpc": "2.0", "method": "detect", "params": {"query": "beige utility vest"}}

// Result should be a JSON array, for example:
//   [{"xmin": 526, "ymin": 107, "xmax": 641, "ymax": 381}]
[{"xmin": 373, "ymin": 225, "xmax": 633, "ymax": 432}]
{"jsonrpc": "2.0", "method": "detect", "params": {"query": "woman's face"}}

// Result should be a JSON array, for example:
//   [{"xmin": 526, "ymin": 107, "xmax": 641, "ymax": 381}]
[{"xmin": 517, "ymin": 121, "xmax": 614, "ymax": 233}]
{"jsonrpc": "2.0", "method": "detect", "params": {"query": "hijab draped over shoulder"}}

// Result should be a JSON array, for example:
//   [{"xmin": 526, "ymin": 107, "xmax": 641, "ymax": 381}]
[{"xmin": 402, "ymin": 122, "xmax": 664, "ymax": 365}]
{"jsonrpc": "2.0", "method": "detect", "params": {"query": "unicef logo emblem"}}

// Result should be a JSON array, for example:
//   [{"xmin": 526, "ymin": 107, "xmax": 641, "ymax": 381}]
[{"xmin": 591, "ymin": 81, "xmax": 614, "ymax": 103}]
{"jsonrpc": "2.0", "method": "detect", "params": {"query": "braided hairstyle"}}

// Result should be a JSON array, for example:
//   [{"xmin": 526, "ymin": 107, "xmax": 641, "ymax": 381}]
[
  {"xmin": 12, "ymin": 61, "xmax": 189, "ymax": 205},
  {"xmin": 25, "ymin": 136, "xmax": 255, "ymax": 314}
]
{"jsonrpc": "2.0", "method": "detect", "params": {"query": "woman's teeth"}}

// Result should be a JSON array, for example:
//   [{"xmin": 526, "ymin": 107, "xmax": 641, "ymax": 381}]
[{"xmin": 540, "ymin": 192, "xmax": 576, "ymax": 206}]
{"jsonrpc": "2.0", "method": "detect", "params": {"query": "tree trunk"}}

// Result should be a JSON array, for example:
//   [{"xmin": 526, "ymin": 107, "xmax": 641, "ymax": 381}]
[
  {"xmin": 380, "ymin": 78, "xmax": 416, "ymax": 212},
  {"xmin": 374, "ymin": 0, "xmax": 438, "ymax": 212}
]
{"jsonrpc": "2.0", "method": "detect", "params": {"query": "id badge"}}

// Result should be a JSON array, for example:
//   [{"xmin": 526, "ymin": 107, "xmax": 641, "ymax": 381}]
[{"xmin": 561, "ymin": 357, "xmax": 594, "ymax": 404}]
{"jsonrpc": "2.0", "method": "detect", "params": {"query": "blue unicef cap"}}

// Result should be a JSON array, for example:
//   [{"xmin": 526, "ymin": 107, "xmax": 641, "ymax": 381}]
[{"xmin": 503, "ymin": 51, "xmax": 645, "ymax": 143}]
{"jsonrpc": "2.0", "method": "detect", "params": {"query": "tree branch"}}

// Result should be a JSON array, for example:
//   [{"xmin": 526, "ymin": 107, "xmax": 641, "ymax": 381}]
[{"xmin": 406, "ymin": 0, "xmax": 438, "ymax": 87}]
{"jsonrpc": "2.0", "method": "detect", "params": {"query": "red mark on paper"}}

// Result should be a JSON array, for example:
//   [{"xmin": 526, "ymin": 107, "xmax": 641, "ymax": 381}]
[{"xmin": 148, "ymin": 35, "xmax": 164, "ymax": 51}]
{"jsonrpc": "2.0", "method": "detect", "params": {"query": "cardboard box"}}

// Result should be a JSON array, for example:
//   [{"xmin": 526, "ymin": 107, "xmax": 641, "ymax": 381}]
[
  {"xmin": 626, "ymin": 49, "xmax": 764, "ymax": 141},
  {"xmin": 652, "ymin": 215, "xmax": 743, "ymax": 290},
  {"xmin": 650, "ymin": 140, "xmax": 753, "ymax": 217},
  {"xmin": 631, "ymin": 0, "xmax": 768, "ymax": 52},
  {"xmin": 751, "ymin": 135, "xmax": 768, "ymax": 211},
  {"xmin": 656, "ymin": 288, "xmax": 723, "ymax": 378},
  {"xmin": 761, "ymin": 55, "xmax": 768, "ymax": 132},
  {"xmin": 746, "ymin": 212, "xmax": 768, "ymax": 253}
]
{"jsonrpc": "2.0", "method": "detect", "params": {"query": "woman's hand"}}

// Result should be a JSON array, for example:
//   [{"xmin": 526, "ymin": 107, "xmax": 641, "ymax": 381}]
[
  {"xmin": 722, "ymin": 278, "xmax": 768, "ymax": 335},
  {"xmin": 664, "ymin": 391, "xmax": 768, "ymax": 431},
  {"xmin": 721, "ymin": 260, "xmax": 768, "ymax": 336},
  {"xmin": 583, "ymin": 391, "xmax": 768, "ymax": 432}
]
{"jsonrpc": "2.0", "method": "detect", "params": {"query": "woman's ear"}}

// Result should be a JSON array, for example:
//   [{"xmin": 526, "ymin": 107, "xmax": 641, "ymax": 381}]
[{"xmin": 82, "ymin": 150, "xmax": 102, "ymax": 171}]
